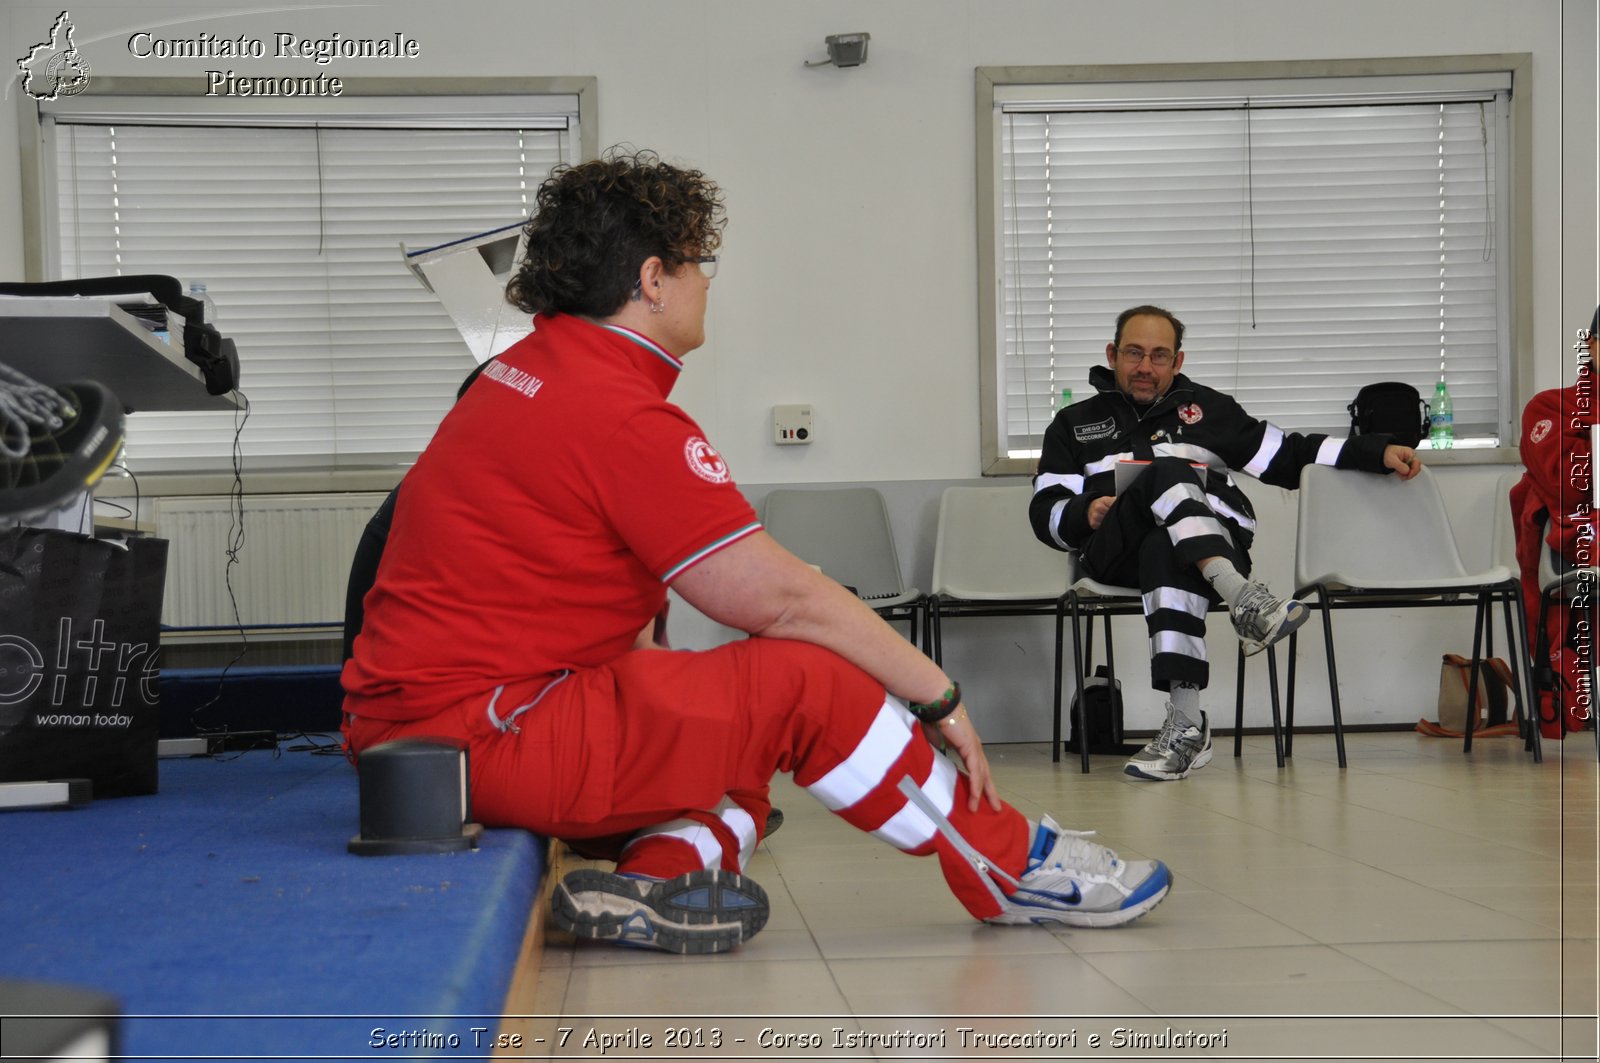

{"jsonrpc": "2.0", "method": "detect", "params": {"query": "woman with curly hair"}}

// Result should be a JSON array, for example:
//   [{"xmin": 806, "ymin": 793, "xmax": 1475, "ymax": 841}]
[{"xmin": 342, "ymin": 148, "xmax": 1170, "ymax": 954}]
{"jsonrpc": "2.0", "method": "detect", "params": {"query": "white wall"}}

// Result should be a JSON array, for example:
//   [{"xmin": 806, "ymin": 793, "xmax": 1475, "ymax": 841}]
[{"xmin": 2, "ymin": 0, "xmax": 1595, "ymax": 740}]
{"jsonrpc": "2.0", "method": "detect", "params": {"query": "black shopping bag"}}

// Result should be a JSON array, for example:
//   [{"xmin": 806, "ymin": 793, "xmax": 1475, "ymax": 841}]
[{"xmin": 0, "ymin": 529, "xmax": 168, "ymax": 797}]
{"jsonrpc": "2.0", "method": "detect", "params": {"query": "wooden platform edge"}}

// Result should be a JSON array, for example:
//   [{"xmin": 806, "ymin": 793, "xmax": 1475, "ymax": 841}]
[{"xmin": 494, "ymin": 838, "xmax": 569, "ymax": 1056}]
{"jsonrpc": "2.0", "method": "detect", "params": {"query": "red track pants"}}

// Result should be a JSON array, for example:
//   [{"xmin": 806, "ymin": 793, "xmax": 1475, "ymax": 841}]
[{"xmin": 344, "ymin": 638, "xmax": 1029, "ymax": 920}]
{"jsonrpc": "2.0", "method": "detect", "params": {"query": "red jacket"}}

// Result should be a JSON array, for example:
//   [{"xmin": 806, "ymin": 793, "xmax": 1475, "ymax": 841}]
[
  {"xmin": 1511, "ymin": 365, "xmax": 1594, "ymax": 576},
  {"xmin": 1509, "ymin": 363, "xmax": 1595, "ymax": 737}
]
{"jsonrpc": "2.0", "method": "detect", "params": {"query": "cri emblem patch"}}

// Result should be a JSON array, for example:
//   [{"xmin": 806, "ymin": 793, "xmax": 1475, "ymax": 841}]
[
  {"xmin": 684, "ymin": 437, "xmax": 732, "ymax": 484},
  {"xmin": 1530, "ymin": 418, "xmax": 1553, "ymax": 444},
  {"xmin": 1178, "ymin": 403, "xmax": 1203, "ymax": 425}
]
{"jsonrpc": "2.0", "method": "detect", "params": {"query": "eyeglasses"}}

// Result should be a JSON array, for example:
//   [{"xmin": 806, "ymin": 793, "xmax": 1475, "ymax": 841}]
[
  {"xmin": 694, "ymin": 255, "xmax": 718, "ymax": 279},
  {"xmin": 1116, "ymin": 345, "xmax": 1176, "ymax": 368}
]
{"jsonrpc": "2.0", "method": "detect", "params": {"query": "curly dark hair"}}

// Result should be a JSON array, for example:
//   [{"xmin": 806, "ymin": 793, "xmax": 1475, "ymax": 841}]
[{"xmin": 505, "ymin": 148, "xmax": 726, "ymax": 318}]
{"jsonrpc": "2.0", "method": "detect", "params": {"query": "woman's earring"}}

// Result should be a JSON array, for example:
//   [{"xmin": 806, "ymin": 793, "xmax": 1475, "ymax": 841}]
[{"xmin": 649, "ymin": 299, "xmax": 666, "ymax": 314}]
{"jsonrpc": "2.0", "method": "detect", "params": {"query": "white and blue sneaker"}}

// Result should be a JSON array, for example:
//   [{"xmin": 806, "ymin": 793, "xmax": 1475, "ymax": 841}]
[
  {"xmin": 1124, "ymin": 709, "xmax": 1213, "ymax": 781},
  {"xmin": 1231, "ymin": 580, "xmax": 1309, "ymax": 657},
  {"xmin": 985, "ymin": 815, "xmax": 1171, "ymax": 928},
  {"xmin": 552, "ymin": 868, "xmax": 768, "ymax": 954}
]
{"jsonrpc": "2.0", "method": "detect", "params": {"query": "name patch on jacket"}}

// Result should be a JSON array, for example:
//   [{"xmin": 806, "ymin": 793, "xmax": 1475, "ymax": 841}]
[{"xmin": 1073, "ymin": 417, "xmax": 1117, "ymax": 442}]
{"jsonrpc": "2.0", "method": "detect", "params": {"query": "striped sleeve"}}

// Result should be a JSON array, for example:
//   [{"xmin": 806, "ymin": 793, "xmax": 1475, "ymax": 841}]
[
  {"xmin": 1235, "ymin": 409, "xmax": 1392, "ymax": 489},
  {"xmin": 1030, "ymin": 419, "xmax": 1092, "ymax": 551}
]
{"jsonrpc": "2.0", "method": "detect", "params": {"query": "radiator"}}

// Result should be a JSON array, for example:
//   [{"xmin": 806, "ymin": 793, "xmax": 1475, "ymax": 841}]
[{"xmin": 153, "ymin": 493, "xmax": 389, "ymax": 628}]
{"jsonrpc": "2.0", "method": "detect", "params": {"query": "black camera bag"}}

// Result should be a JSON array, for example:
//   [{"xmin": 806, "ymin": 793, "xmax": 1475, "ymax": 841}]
[
  {"xmin": 1348, "ymin": 381, "xmax": 1430, "ymax": 447},
  {"xmin": 1063, "ymin": 666, "xmax": 1141, "ymax": 756}
]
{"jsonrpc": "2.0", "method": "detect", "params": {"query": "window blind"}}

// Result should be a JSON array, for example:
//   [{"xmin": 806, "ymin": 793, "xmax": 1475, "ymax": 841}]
[
  {"xmin": 49, "ymin": 113, "xmax": 573, "ymax": 471},
  {"xmin": 999, "ymin": 97, "xmax": 1506, "ymax": 460}
]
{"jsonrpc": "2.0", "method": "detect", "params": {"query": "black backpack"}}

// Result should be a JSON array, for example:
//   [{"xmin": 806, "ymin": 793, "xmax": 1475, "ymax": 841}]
[
  {"xmin": 1063, "ymin": 667, "xmax": 1141, "ymax": 756},
  {"xmin": 1348, "ymin": 381, "xmax": 1430, "ymax": 448}
]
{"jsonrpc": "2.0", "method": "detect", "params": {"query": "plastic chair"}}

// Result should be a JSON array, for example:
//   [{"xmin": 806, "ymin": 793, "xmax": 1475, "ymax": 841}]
[
  {"xmin": 761, "ymin": 487, "xmax": 924, "ymax": 644},
  {"xmin": 1287, "ymin": 465, "xmax": 1531, "ymax": 766},
  {"xmin": 926, "ymin": 486, "xmax": 1070, "ymax": 737}
]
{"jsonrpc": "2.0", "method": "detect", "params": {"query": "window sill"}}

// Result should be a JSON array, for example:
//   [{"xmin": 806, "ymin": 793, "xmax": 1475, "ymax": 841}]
[
  {"xmin": 986, "ymin": 445, "xmax": 1523, "ymax": 478},
  {"xmin": 94, "ymin": 466, "xmax": 408, "ymax": 498}
]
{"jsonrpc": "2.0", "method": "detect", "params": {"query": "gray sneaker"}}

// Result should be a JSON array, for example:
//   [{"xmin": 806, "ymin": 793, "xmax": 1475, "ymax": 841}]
[
  {"xmin": 1124, "ymin": 709, "xmax": 1212, "ymax": 781},
  {"xmin": 552, "ymin": 868, "xmax": 768, "ymax": 954},
  {"xmin": 1230, "ymin": 580, "xmax": 1309, "ymax": 657}
]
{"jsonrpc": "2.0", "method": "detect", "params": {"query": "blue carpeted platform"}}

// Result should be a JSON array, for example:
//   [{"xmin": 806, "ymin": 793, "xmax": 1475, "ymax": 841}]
[{"xmin": 1, "ymin": 750, "xmax": 544, "ymax": 1059}]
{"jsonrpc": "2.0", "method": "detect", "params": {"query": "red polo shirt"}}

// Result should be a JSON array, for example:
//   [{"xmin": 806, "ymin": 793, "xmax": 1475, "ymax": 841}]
[{"xmin": 342, "ymin": 312, "xmax": 761, "ymax": 721}]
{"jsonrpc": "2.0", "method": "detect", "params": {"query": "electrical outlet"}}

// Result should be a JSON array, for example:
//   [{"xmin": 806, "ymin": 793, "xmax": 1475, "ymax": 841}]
[{"xmin": 773, "ymin": 404, "xmax": 814, "ymax": 445}]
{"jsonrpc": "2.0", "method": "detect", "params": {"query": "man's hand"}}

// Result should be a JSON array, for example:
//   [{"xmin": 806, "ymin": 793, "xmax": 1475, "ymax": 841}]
[
  {"xmin": 1087, "ymin": 495, "xmax": 1115, "ymax": 530},
  {"xmin": 1384, "ymin": 444, "xmax": 1422, "ymax": 481}
]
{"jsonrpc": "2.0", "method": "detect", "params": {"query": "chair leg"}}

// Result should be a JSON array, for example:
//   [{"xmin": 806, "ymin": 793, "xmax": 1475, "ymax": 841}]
[
  {"xmin": 1285, "ymin": 628, "xmax": 1298, "ymax": 760},
  {"xmin": 1233, "ymin": 642, "xmax": 1246, "ymax": 758},
  {"xmin": 1103, "ymin": 614, "xmax": 1117, "ymax": 685},
  {"xmin": 1313, "ymin": 587, "xmax": 1347, "ymax": 769},
  {"xmin": 929, "ymin": 599, "xmax": 944, "ymax": 667},
  {"xmin": 1053, "ymin": 599, "xmax": 1066, "ymax": 766},
  {"xmin": 1103, "ymin": 614, "xmax": 1120, "ymax": 769},
  {"xmin": 1266, "ymin": 643, "xmax": 1285, "ymax": 768},
  {"xmin": 1462, "ymin": 593, "xmax": 1489, "ymax": 754},
  {"xmin": 1068, "ymin": 596, "xmax": 1091, "ymax": 773},
  {"xmin": 1502, "ymin": 585, "xmax": 1542, "ymax": 762}
]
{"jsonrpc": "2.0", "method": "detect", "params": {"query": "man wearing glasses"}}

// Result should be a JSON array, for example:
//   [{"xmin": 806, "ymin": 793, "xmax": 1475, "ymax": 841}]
[{"xmin": 1029, "ymin": 305, "xmax": 1421, "ymax": 781}]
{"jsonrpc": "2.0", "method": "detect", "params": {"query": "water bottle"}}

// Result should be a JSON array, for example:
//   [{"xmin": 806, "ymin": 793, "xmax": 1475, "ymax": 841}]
[
  {"xmin": 1429, "ymin": 379, "xmax": 1454, "ymax": 449},
  {"xmin": 189, "ymin": 281, "xmax": 218, "ymax": 327},
  {"xmin": 1050, "ymin": 387, "xmax": 1072, "ymax": 415}
]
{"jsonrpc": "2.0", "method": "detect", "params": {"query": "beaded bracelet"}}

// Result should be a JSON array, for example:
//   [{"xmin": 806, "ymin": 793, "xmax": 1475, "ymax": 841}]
[{"xmin": 908, "ymin": 682, "xmax": 961, "ymax": 724}]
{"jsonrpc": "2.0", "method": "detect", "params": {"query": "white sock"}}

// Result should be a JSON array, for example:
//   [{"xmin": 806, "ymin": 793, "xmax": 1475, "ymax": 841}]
[
  {"xmin": 1168, "ymin": 683, "xmax": 1203, "ymax": 729},
  {"xmin": 1200, "ymin": 557, "xmax": 1250, "ymax": 606}
]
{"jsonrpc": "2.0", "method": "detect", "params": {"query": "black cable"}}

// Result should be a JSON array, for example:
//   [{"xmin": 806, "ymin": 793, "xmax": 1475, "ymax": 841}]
[
  {"xmin": 191, "ymin": 389, "xmax": 253, "ymax": 735},
  {"xmin": 114, "ymin": 460, "xmax": 141, "ymax": 521},
  {"xmin": 94, "ymin": 497, "xmax": 132, "ymax": 519},
  {"xmin": 1244, "ymin": 100, "xmax": 1257, "ymax": 330},
  {"xmin": 284, "ymin": 731, "xmax": 346, "ymax": 756}
]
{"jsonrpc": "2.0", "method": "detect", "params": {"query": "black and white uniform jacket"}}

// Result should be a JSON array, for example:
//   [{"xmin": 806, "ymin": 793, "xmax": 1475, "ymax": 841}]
[{"xmin": 1029, "ymin": 364, "xmax": 1394, "ymax": 552}]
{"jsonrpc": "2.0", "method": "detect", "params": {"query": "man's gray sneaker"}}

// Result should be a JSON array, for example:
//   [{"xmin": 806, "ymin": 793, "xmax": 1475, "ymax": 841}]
[
  {"xmin": 552, "ymin": 868, "xmax": 768, "ymax": 954},
  {"xmin": 1124, "ymin": 709, "xmax": 1212, "ymax": 781},
  {"xmin": 1230, "ymin": 580, "xmax": 1309, "ymax": 657}
]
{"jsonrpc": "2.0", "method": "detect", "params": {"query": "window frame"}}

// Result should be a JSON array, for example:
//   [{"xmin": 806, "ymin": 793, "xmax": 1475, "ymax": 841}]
[
  {"xmin": 975, "ymin": 55, "xmax": 1532, "ymax": 477},
  {"xmin": 16, "ymin": 76, "xmax": 597, "ymax": 478}
]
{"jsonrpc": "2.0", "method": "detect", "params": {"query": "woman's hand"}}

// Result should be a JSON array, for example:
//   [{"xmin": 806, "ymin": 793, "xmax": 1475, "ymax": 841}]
[{"xmin": 922, "ymin": 703, "xmax": 1003, "ymax": 812}]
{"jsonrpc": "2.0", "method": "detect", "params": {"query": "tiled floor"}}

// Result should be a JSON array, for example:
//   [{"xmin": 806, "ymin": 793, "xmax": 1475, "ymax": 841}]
[{"xmin": 511, "ymin": 731, "xmax": 1598, "ymax": 1061}]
